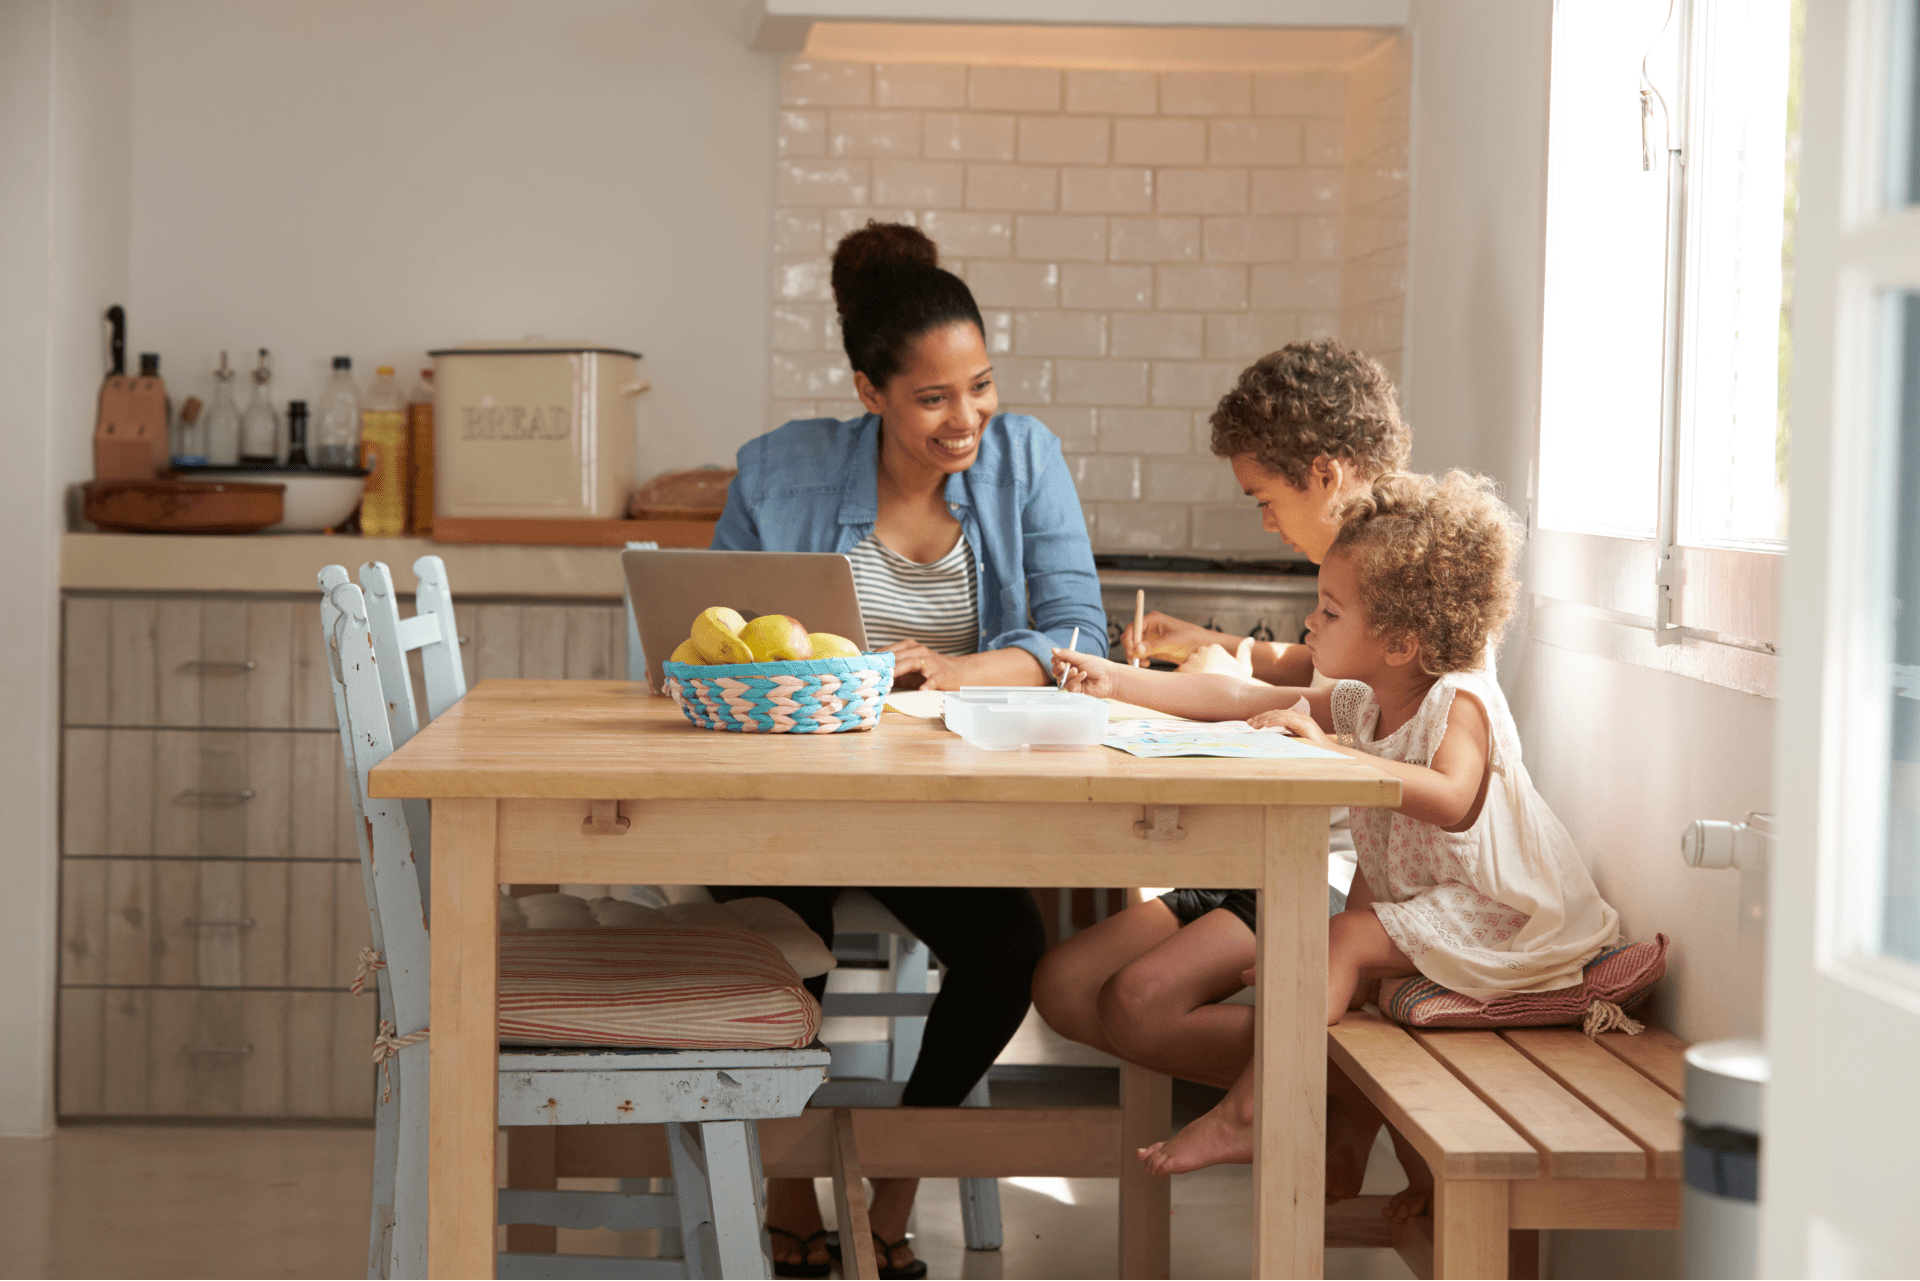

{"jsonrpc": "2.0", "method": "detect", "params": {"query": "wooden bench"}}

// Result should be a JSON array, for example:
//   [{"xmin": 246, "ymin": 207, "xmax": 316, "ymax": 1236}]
[{"xmin": 1326, "ymin": 1010, "xmax": 1686, "ymax": 1279}]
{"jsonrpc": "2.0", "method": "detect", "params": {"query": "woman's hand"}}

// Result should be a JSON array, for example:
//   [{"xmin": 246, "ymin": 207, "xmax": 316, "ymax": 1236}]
[
  {"xmin": 883, "ymin": 640, "xmax": 972, "ymax": 691},
  {"xmin": 1121, "ymin": 611, "xmax": 1223, "ymax": 665},
  {"xmin": 1051, "ymin": 648, "xmax": 1123, "ymax": 698},
  {"xmin": 1247, "ymin": 699, "xmax": 1333, "ymax": 745}
]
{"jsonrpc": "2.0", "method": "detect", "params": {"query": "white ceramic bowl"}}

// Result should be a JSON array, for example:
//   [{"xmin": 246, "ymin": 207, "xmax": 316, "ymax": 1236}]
[{"xmin": 195, "ymin": 469, "xmax": 368, "ymax": 533}]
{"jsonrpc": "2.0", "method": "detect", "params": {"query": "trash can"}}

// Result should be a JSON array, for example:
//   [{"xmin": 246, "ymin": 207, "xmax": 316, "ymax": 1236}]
[{"xmin": 1683, "ymin": 1038, "xmax": 1768, "ymax": 1279}]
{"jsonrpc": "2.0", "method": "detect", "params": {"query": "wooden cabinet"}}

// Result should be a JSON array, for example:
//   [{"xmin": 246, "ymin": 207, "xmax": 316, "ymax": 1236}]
[{"xmin": 56, "ymin": 590, "xmax": 627, "ymax": 1118}]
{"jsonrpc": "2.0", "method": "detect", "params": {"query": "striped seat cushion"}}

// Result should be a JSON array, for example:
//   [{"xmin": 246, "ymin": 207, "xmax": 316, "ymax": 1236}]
[
  {"xmin": 1378, "ymin": 935, "xmax": 1668, "ymax": 1030},
  {"xmin": 498, "ymin": 926, "xmax": 821, "ymax": 1049}
]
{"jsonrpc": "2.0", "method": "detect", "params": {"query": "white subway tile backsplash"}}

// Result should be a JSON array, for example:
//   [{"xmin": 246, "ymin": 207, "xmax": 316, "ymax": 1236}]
[
  {"xmin": 774, "ymin": 257, "xmax": 833, "ymax": 303},
  {"xmin": 824, "ymin": 207, "xmax": 918, "ymax": 241},
  {"xmin": 1060, "ymin": 166, "xmax": 1155, "ymax": 213},
  {"xmin": 1204, "ymin": 311, "xmax": 1301, "ymax": 360},
  {"xmin": 1071, "ymin": 455, "xmax": 1142, "ymax": 502},
  {"xmin": 782, "ymin": 61, "xmax": 872, "ymax": 108},
  {"xmin": 1156, "ymin": 168, "xmax": 1249, "ymax": 215},
  {"xmin": 966, "ymin": 163, "xmax": 1059, "ymax": 211},
  {"xmin": 1250, "ymin": 264, "xmax": 1342, "ymax": 311},
  {"xmin": 981, "ymin": 309, "xmax": 1014, "ymax": 355},
  {"xmin": 768, "ymin": 399, "xmax": 817, "ymax": 429},
  {"xmin": 919, "ymin": 210, "xmax": 1014, "ymax": 257},
  {"xmin": 828, "ymin": 110, "xmax": 922, "ymax": 157},
  {"xmin": 1252, "ymin": 70, "xmax": 1347, "ymax": 117},
  {"xmin": 1145, "ymin": 458, "xmax": 1246, "ymax": 503},
  {"xmin": 1059, "ymin": 263, "xmax": 1155, "ymax": 310},
  {"xmin": 1095, "ymin": 501, "xmax": 1189, "ymax": 551},
  {"xmin": 1209, "ymin": 119, "xmax": 1303, "ymax": 167},
  {"xmin": 1251, "ymin": 168, "xmax": 1344, "ymax": 214},
  {"xmin": 1114, "ymin": 119, "xmax": 1207, "ymax": 167},
  {"xmin": 924, "ymin": 112, "xmax": 1017, "ymax": 161},
  {"xmin": 1159, "ymin": 70, "xmax": 1252, "ymax": 117},
  {"xmin": 990, "ymin": 356, "xmax": 1054, "ymax": 406},
  {"xmin": 969, "ymin": 65, "xmax": 1062, "ymax": 112},
  {"xmin": 1110, "ymin": 218, "xmax": 1201, "ymax": 265},
  {"xmin": 1297, "ymin": 215, "xmax": 1342, "ymax": 261},
  {"xmin": 1201, "ymin": 216, "xmax": 1296, "ymax": 264},
  {"xmin": 1019, "ymin": 116, "xmax": 1111, "ymax": 165},
  {"xmin": 1110, "ymin": 312, "xmax": 1204, "ymax": 359},
  {"xmin": 780, "ymin": 110, "xmax": 826, "ymax": 158},
  {"xmin": 771, "ymin": 305, "xmax": 826, "ymax": 351},
  {"xmin": 774, "ymin": 209, "xmax": 825, "ymax": 254},
  {"xmin": 771, "ymin": 352, "xmax": 856, "ymax": 399},
  {"xmin": 779, "ymin": 159, "xmax": 869, "ymax": 207},
  {"xmin": 1056, "ymin": 359, "xmax": 1151, "ymax": 406},
  {"xmin": 1065, "ymin": 68, "xmax": 1157, "ymax": 115},
  {"xmin": 873, "ymin": 159, "xmax": 965, "ymax": 208},
  {"xmin": 1303, "ymin": 118, "xmax": 1346, "ymax": 165},
  {"xmin": 1043, "ymin": 405, "xmax": 1099, "ymax": 451},
  {"xmin": 1014, "ymin": 214, "xmax": 1109, "ymax": 262},
  {"xmin": 1190, "ymin": 503, "xmax": 1277, "ymax": 553},
  {"xmin": 1014, "ymin": 310, "xmax": 1107, "ymax": 357},
  {"xmin": 967, "ymin": 259, "xmax": 1060, "ymax": 308},
  {"xmin": 1155, "ymin": 265, "xmax": 1248, "ymax": 311},
  {"xmin": 1151, "ymin": 359, "xmax": 1246, "ymax": 408},
  {"xmin": 874, "ymin": 62, "xmax": 968, "ymax": 108},
  {"xmin": 1098, "ymin": 407, "xmax": 1193, "ymax": 454}
]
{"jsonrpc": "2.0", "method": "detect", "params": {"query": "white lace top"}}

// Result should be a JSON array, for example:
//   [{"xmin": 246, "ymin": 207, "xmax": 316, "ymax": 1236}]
[{"xmin": 1333, "ymin": 670, "xmax": 1620, "ymax": 999}]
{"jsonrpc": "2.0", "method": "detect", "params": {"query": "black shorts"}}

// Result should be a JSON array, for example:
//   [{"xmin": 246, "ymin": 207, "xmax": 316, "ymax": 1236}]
[{"xmin": 1158, "ymin": 887, "xmax": 1257, "ymax": 933}]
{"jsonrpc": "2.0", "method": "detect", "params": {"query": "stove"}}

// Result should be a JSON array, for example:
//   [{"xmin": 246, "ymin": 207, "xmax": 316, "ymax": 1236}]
[{"xmin": 1091, "ymin": 553, "xmax": 1319, "ymax": 659}]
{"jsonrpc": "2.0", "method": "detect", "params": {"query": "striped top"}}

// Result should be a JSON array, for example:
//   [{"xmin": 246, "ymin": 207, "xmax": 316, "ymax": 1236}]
[{"xmin": 846, "ymin": 531, "xmax": 979, "ymax": 656}]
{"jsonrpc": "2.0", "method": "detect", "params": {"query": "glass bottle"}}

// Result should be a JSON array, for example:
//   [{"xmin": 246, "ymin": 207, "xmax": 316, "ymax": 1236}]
[
  {"xmin": 203, "ymin": 351, "xmax": 242, "ymax": 467},
  {"xmin": 174, "ymin": 396, "xmax": 207, "ymax": 467},
  {"xmin": 358, "ymin": 366, "xmax": 409, "ymax": 537},
  {"xmin": 240, "ymin": 348, "xmax": 280, "ymax": 464},
  {"xmin": 407, "ymin": 368, "xmax": 435, "ymax": 534},
  {"xmin": 315, "ymin": 356, "xmax": 361, "ymax": 469},
  {"xmin": 285, "ymin": 400, "xmax": 310, "ymax": 467}
]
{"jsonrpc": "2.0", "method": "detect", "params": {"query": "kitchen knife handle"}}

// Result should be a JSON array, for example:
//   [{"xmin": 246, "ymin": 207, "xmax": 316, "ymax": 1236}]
[{"xmin": 106, "ymin": 305, "xmax": 125, "ymax": 378}]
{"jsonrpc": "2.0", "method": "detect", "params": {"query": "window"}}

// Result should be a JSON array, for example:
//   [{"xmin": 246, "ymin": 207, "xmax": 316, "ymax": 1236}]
[{"xmin": 1533, "ymin": 0, "xmax": 1801, "ymax": 687}]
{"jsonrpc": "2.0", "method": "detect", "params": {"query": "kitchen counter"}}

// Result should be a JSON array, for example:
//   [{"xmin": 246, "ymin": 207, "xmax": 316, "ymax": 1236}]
[{"xmin": 61, "ymin": 532, "xmax": 631, "ymax": 599}]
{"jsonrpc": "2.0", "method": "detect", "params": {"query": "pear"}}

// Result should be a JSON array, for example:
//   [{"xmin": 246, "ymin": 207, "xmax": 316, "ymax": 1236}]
[
  {"xmin": 668, "ymin": 638, "xmax": 705, "ymax": 665},
  {"xmin": 807, "ymin": 632, "xmax": 861, "ymax": 659},
  {"xmin": 739, "ymin": 614, "xmax": 815, "ymax": 662},
  {"xmin": 690, "ymin": 606, "xmax": 751, "ymax": 665}
]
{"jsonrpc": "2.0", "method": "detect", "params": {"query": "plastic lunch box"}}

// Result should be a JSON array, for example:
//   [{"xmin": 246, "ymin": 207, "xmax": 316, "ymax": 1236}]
[{"xmin": 943, "ymin": 687, "xmax": 1107, "ymax": 751}]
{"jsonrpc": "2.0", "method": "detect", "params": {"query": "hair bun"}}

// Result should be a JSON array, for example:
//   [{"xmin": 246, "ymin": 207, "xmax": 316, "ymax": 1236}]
[{"xmin": 832, "ymin": 221, "xmax": 939, "ymax": 318}]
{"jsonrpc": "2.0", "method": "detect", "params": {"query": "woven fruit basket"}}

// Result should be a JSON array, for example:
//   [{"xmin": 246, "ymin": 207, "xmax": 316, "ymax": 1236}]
[{"xmin": 663, "ymin": 652, "xmax": 895, "ymax": 733}]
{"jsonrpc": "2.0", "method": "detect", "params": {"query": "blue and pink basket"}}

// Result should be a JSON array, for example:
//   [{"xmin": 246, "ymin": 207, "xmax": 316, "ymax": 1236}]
[{"xmin": 663, "ymin": 652, "xmax": 895, "ymax": 734}]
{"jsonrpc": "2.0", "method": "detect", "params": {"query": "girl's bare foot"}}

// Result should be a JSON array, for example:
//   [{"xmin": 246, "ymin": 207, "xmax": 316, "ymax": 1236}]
[
  {"xmin": 1136, "ymin": 1099, "xmax": 1256, "ymax": 1176},
  {"xmin": 1325, "ymin": 1096, "xmax": 1382, "ymax": 1201},
  {"xmin": 1383, "ymin": 1127, "xmax": 1433, "ymax": 1220}
]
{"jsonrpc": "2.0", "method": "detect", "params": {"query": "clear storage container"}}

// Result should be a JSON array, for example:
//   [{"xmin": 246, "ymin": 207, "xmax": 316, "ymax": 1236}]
[{"xmin": 943, "ymin": 687, "xmax": 1107, "ymax": 751}]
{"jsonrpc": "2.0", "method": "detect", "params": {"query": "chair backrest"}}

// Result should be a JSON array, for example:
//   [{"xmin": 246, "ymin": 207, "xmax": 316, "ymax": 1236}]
[
  {"xmin": 359, "ymin": 554, "xmax": 468, "ymax": 747},
  {"xmin": 320, "ymin": 567, "xmax": 431, "ymax": 1034}
]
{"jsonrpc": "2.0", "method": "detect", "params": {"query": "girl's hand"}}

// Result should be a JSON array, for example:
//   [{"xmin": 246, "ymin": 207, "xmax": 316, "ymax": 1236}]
[
  {"xmin": 1248, "ymin": 700, "xmax": 1333, "ymax": 745},
  {"xmin": 1122, "ymin": 610, "xmax": 1216, "ymax": 665},
  {"xmin": 1240, "ymin": 965, "xmax": 1257, "ymax": 987},
  {"xmin": 883, "ymin": 640, "xmax": 969, "ymax": 691},
  {"xmin": 1051, "ymin": 648, "xmax": 1122, "ymax": 697}
]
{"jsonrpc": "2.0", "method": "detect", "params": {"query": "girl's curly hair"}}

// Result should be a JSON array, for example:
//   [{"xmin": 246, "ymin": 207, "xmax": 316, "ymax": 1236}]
[
  {"xmin": 1209, "ymin": 340, "xmax": 1410, "ymax": 487},
  {"xmin": 1331, "ymin": 471, "xmax": 1522, "ymax": 676}
]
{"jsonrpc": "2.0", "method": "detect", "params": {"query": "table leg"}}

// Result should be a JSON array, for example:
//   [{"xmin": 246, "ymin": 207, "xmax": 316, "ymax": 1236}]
[
  {"xmin": 1252, "ymin": 805, "xmax": 1330, "ymax": 1278},
  {"xmin": 1118, "ymin": 1060, "xmax": 1172, "ymax": 1279},
  {"xmin": 429, "ymin": 798, "xmax": 501, "ymax": 1278}
]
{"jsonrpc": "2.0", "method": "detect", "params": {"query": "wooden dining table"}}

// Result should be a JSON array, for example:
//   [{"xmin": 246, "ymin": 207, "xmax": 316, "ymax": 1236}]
[{"xmin": 366, "ymin": 680, "xmax": 1399, "ymax": 1279}]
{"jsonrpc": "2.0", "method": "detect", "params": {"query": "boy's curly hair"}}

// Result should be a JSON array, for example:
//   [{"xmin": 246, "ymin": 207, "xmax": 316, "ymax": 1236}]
[
  {"xmin": 1209, "ymin": 340, "xmax": 1410, "ymax": 487},
  {"xmin": 1330, "ymin": 471, "xmax": 1522, "ymax": 676}
]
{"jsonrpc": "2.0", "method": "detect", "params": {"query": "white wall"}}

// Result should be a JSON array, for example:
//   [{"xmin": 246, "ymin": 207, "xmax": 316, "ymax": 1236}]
[
  {"xmin": 124, "ymin": 0, "xmax": 779, "ymax": 488},
  {"xmin": 1402, "ymin": 3, "xmax": 1775, "ymax": 1274}
]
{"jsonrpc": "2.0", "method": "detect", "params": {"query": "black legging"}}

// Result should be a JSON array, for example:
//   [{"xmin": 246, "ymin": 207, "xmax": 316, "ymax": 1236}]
[{"xmin": 710, "ymin": 885, "xmax": 1048, "ymax": 1107}]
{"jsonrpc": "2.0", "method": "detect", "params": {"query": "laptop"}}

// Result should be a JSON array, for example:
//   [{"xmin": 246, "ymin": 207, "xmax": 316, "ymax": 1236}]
[{"xmin": 622, "ymin": 548, "xmax": 869, "ymax": 691}]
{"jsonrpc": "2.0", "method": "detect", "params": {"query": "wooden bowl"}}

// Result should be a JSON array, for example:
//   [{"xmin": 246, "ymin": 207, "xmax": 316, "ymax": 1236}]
[{"xmin": 83, "ymin": 478, "xmax": 285, "ymax": 534}]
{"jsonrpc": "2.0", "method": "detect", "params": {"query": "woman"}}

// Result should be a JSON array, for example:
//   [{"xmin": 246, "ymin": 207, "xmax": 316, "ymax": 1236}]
[{"xmin": 711, "ymin": 220, "xmax": 1105, "ymax": 1279}]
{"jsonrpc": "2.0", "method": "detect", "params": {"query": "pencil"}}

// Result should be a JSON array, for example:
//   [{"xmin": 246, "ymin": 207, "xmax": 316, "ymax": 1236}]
[
  {"xmin": 1058, "ymin": 626, "xmax": 1080, "ymax": 688},
  {"xmin": 1132, "ymin": 588, "xmax": 1145, "ymax": 667}
]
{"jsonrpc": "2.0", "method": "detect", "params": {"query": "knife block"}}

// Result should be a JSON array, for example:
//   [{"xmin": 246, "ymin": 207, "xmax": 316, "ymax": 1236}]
[{"xmin": 94, "ymin": 374, "xmax": 169, "ymax": 480}]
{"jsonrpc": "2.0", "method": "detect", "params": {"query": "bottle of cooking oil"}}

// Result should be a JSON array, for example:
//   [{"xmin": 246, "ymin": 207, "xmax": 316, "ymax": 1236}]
[
  {"xmin": 407, "ymin": 368, "xmax": 435, "ymax": 534},
  {"xmin": 358, "ymin": 366, "xmax": 409, "ymax": 536}
]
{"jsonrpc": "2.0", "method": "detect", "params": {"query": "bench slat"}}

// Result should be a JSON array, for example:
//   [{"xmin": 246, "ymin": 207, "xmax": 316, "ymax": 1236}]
[
  {"xmin": 1329, "ymin": 1012, "xmax": 1539, "ymax": 1181},
  {"xmin": 1590, "ymin": 1026, "xmax": 1688, "ymax": 1099},
  {"xmin": 1412, "ymin": 1030, "xmax": 1647, "ymax": 1179},
  {"xmin": 1501, "ymin": 1029, "xmax": 1683, "ymax": 1179}
]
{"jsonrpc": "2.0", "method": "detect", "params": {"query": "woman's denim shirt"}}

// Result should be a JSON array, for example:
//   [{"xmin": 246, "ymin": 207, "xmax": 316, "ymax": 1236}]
[{"xmin": 712, "ymin": 413, "xmax": 1107, "ymax": 675}]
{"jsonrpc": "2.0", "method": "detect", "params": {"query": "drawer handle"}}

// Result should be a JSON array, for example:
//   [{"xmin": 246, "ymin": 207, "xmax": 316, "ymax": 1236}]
[
  {"xmin": 184, "ymin": 917, "xmax": 255, "ymax": 929},
  {"xmin": 179, "ymin": 789, "xmax": 255, "ymax": 803},
  {"xmin": 180, "ymin": 659, "xmax": 257, "ymax": 671},
  {"xmin": 183, "ymin": 1044, "xmax": 253, "ymax": 1055}
]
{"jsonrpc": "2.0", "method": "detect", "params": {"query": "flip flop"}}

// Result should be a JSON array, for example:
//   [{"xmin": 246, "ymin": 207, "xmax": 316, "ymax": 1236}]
[
  {"xmin": 824, "ymin": 1230, "xmax": 930, "ymax": 1281},
  {"xmin": 768, "ymin": 1226, "xmax": 831, "ymax": 1279}
]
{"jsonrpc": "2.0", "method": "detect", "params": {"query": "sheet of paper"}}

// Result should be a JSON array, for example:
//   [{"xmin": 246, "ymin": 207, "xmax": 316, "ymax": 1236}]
[
  {"xmin": 883, "ymin": 690, "xmax": 947, "ymax": 718},
  {"xmin": 1102, "ymin": 718, "xmax": 1346, "ymax": 761}
]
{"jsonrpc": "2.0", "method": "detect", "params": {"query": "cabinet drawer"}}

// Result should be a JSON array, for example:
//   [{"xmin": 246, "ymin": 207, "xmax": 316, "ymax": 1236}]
[
  {"xmin": 64, "ymin": 595, "xmax": 334, "ymax": 730},
  {"xmin": 63, "ymin": 728, "xmax": 356, "ymax": 860},
  {"xmin": 58, "ymin": 987, "xmax": 374, "ymax": 1119},
  {"xmin": 59, "ymin": 857, "xmax": 370, "ymax": 990}
]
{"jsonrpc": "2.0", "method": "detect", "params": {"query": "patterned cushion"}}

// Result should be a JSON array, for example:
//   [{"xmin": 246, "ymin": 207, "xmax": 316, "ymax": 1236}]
[
  {"xmin": 1378, "ymin": 935, "xmax": 1668, "ymax": 1030},
  {"xmin": 498, "ymin": 926, "xmax": 821, "ymax": 1049}
]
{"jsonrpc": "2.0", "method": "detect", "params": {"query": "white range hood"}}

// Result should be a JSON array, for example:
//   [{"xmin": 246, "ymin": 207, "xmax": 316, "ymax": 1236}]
[{"xmin": 744, "ymin": 0, "xmax": 1410, "ymax": 51}]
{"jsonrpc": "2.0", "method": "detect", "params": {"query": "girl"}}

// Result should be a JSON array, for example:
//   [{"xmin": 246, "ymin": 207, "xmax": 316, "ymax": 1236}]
[{"xmin": 1050, "ymin": 472, "xmax": 1621, "ymax": 1200}]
